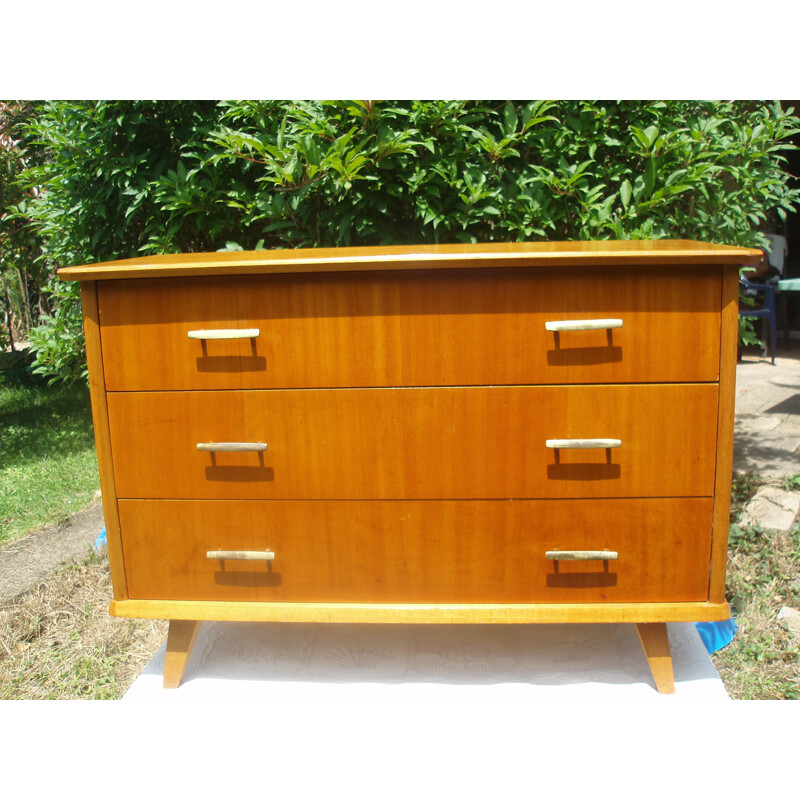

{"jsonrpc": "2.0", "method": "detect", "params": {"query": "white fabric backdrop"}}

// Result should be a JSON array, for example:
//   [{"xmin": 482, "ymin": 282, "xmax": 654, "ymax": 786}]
[{"xmin": 124, "ymin": 620, "xmax": 729, "ymax": 702}]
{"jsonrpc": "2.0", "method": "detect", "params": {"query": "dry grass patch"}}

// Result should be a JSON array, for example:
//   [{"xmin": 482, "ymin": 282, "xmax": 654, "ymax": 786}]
[
  {"xmin": 0, "ymin": 549, "xmax": 167, "ymax": 699},
  {"xmin": 710, "ymin": 516, "xmax": 800, "ymax": 699}
]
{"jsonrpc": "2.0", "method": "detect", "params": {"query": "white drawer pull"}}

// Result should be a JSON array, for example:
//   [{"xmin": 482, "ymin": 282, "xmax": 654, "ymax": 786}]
[
  {"xmin": 546, "ymin": 439, "xmax": 621, "ymax": 449},
  {"xmin": 188, "ymin": 328, "xmax": 260, "ymax": 340},
  {"xmin": 545, "ymin": 319, "xmax": 622, "ymax": 332},
  {"xmin": 546, "ymin": 550, "xmax": 618, "ymax": 561},
  {"xmin": 207, "ymin": 549, "xmax": 275, "ymax": 561},
  {"xmin": 197, "ymin": 442, "xmax": 268, "ymax": 452}
]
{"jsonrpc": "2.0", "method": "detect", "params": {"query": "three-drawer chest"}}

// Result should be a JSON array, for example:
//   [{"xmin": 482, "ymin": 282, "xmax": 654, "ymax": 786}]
[{"xmin": 59, "ymin": 240, "xmax": 760, "ymax": 692}]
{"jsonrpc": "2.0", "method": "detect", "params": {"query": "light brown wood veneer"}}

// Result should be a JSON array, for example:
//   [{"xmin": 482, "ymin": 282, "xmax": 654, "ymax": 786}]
[
  {"xmin": 106, "ymin": 384, "xmax": 719, "ymax": 501},
  {"xmin": 118, "ymin": 498, "xmax": 713, "ymax": 604},
  {"xmin": 59, "ymin": 239, "xmax": 761, "ymax": 281},
  {"xmin": 110, "ymin": 599, "xmax": 732, "ymax": 625},
  {"xmin": 96, "ymin": 266, "xmax": 722, "ymax": 390},
  {"xmin": 60, "ymin": 240, "xmax": 758, "ymax": 691}
]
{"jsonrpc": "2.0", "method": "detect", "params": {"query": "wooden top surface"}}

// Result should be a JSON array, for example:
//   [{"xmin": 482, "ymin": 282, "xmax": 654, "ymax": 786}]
[{"xmin": 58, "ymin": 239, "xmax": 762, "ymax": 281}]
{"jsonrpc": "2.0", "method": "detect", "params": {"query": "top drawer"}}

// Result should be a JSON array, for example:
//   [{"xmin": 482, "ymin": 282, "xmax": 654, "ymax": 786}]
[{"xmin": 97, "ymin": 265, "xmax": 722, "ymax": 390}]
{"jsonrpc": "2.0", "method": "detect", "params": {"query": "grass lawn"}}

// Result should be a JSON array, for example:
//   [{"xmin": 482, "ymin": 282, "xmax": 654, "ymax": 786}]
[{"xmin": 0, "ymin": 380, "xmax": 100, "ymax": 547}]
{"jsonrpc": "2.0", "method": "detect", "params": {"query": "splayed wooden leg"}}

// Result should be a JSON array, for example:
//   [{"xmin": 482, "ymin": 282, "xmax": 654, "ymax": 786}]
[
  {"xmin": 635, "ymin": 622, "xmax": 675, "ymax": 694},
  {"xmin": 163, "ymin": 619, "xmax": 201, "ymax": 689}
]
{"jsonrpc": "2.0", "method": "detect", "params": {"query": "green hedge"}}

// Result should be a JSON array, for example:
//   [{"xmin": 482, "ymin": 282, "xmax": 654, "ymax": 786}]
[{"xmin": 11, "ymin": 100, "xmax": 800, "ymax": 382}]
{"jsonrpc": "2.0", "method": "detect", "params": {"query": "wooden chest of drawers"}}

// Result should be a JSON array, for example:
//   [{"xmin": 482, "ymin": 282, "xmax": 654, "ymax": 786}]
[{"xmin": 59, "ymin": 240, "xmax": 760, "ymax": 692}]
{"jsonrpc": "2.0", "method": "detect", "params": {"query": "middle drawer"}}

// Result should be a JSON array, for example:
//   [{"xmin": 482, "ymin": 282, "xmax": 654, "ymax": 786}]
[{"xmin": 108, "ymin": 385, "xmax": 718, "ymax": 500}]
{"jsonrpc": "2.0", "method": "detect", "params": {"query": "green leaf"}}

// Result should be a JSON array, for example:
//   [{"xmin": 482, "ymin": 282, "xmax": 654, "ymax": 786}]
[
  {"xmin": 630, "ymin": 125, "xmax": 659, "ymax": 152},
  {"xmin": 644, "ymin": 156, "xmax": 657, "ymax": 198},
  {"xmin": 620, "ymin": 179, "xmax": 632, "ymax": 210},
  {"xmin": 643, "ymin": 125, "xmax": 659, "ymax": 148},
  {"xmin": 632, "ymin": 174, "xmax": 646, "ymax": 202},
  {"xmin": 503, "ymin": 102, "xmax": 518, "ymax": 136}
]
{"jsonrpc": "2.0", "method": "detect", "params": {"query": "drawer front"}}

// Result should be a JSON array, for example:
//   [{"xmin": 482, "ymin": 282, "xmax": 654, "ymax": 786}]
[
  {"xmin": 108, "ymin": 384, "xmax": 719, "ymax": 500},
  {"xmin": 98, "ymin": 266, "xmax": 722, "ymax": 390},
  {"xmin": 118, "ymin": 498, "xmax": 713, "ymax": 604}
]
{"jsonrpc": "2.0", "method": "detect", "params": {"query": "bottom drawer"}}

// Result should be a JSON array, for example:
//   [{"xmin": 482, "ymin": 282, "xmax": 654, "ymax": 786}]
[{"xmin": 118, "ymin": 499, "xmax": 713, "ymax": 604}]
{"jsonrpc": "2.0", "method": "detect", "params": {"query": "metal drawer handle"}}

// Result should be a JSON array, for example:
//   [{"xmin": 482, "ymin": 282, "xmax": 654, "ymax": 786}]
[
  {"xmin": 197, "ymin": 442, "xmax": 268, "ymax": 452},
  {"xmin": 546, "ymin": 439, "xmax": 621, "ymax": 449},
  {"xmin": 545, "ymin": 319, "xmax": 622, "ymax": 332},
  {"xmin": 546, "ymin": 550, "xmax": 618, "ymax": 561},
  {"xmin": 207, "ymin": 549, "xmax": 275, "ymax": 561},
  {"xmin": 188, "ymin": 328, "xmax": 260, "ymax": 340}
]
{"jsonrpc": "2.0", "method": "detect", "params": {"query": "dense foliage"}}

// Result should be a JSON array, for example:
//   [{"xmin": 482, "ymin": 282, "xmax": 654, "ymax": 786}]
[
  {"xmin": 0, "ymin": 102, "xmax": 49, "ymax": 354},
  {"xmin": 1, "ymin": 100, "xmax": 798, "ymax": 381}
]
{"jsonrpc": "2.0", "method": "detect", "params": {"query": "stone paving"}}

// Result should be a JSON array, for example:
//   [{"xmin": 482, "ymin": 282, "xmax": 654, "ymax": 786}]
[
  {"xmin": 734, "ymin": 350, "xmax": 800, "ymax": 531},
  {"xmin": 734, "ymin": 351, "xmax": 800, "ymax": 477}
]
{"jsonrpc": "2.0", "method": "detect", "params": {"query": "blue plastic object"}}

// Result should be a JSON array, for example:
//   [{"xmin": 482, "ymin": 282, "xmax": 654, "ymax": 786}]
[
  {"xmin": 93, "ymin": 527, "xmax": 107, "ymax": 551},
  {"xmin": 739, "ymin": 276, "xmax": 777, "ymax": 364},
  {"xmin": 695, "ymin": 616, "xmax": 737, "ymax": 654}
]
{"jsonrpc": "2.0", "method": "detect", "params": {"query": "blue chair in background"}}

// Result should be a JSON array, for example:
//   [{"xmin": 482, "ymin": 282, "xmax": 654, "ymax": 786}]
[{"xmin": 739, "ymin": 275, "xmax": 777, "ymax": 365}]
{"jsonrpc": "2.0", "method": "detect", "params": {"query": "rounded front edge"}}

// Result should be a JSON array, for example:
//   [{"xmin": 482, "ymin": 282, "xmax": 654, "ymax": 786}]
[{"xmin": 109, "ymin": 599, "xmax": 731, "ymax": 625}]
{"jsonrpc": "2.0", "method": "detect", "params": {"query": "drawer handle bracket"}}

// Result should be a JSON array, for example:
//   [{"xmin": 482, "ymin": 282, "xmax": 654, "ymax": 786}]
[
  {"xmin": 545, "ymin": 319, "xmax": 622, "ymax": 332},
  {"xmin": 546, "ymin": 439, "xmax": 621, "ymax": 449},
  {"xmin": 546, "ymin": 550, "xmax": 618, "ymax": 561},
  {"xmin": 207, "ymin": 549, "xmax": 275, "ymax": 561},
  {"xmin": 197, "ymin": 442, "xmax": 268, "ymax": 452},
  {"xmin": 188, "ymin": 328, "xmax": 260, "ymax": 340}
]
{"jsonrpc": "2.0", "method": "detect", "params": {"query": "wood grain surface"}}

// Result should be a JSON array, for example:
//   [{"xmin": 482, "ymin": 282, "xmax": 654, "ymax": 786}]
[
  {"xmin": 162, "ymin": 619, "xmax": 201, "ymax": 689},
  {"xmin": 80, "ymin": 282, "xmax": 128, "ymax": 600},
  {"xmin": 709, "ymin": 264, "xmax": 741, "ymax": 602},
  {"xmin": 97, "ymin": 266, "xmax": 722, "ymax": 390},
  {"xmin": 118, "ymin": 498, "xmax": 714, "ymax": 604},
  {"xmin": 106, "ymin": 384, "xmax": 719, "ymax": 500},
  {"xmin": 110, "ymin": 598, "xmax": 732, "ymax": 624},
  {"xmin": 65, "ymin": 241, "xmax": 745, "ymax": 692},
  {"xmin": 58, "ymin": 239, "xmax": 763, "ymax": 281},
  {"xmin": 634, "ymin": 622, "xmax": 675, "ymax": 693}
]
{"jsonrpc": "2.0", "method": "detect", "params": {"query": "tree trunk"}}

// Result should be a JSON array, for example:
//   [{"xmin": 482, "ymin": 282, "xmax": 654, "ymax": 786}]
[
  {"xmin": 23, "ymin": 265, "xmax": 41, "ymax": 332},
  {"xmin": 17, "ymin": 266, "xmax": 31, "ymax": 331},
  {"xmin": 1, "ymin": 273, "xmax": 16, "ymax": 352}
]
